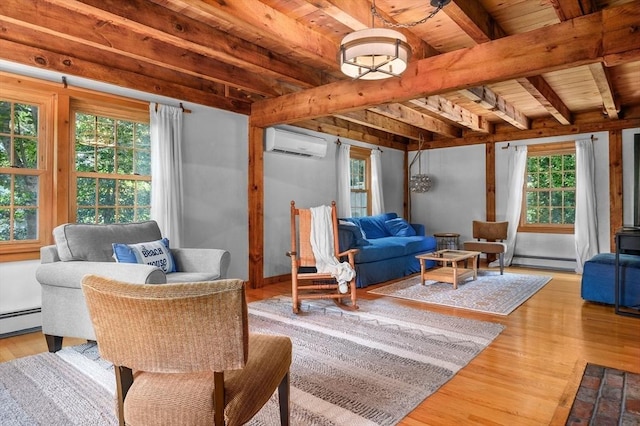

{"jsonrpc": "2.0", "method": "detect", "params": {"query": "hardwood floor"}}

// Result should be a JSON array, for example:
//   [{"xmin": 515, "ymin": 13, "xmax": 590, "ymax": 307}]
[{"xmin": 1, "ymin": 267, "xmax": 638, "ymax": 425}]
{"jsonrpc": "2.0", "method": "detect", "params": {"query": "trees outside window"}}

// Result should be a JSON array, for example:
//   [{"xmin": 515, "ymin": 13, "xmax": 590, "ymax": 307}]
[
  {"xmin": 349, "ymin": 147, "xmax": 371, "ymax": 217},
  {"xmin": 1, "ymin": 74, "xmax": 150, "ymax": 261},
  {"xmin": 72, "ymin": 110, "xmax": 151, "ymax": 224},
  {"xmin": 520, "ymin": 142, "xmax": 576, "ymax": 234},
  {"xmin": 0, "ymin": 97, "xmax": 49, "ymax": 250}
]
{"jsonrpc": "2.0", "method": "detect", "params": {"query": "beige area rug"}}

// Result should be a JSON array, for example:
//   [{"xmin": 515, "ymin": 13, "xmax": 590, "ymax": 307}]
[
  {"xmin": 368, "ymin": 271, "xmax": 552, "ymax": 315},
  {"xmin": 0, "ymin": 297, "xmax": 504, "ymax": 426}
]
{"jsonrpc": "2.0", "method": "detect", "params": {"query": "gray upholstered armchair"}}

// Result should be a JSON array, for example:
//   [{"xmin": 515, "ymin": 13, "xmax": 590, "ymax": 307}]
[{"xmin": 36, "ymin": 221, "xmax": 230, "ymax": 352}]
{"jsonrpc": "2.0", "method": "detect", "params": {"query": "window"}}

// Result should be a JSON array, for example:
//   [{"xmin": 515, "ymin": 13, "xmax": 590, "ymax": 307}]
[
  {"xmin": 0, "ymin": 94, "xmax": 52, "ymax": 255},
  {"xmin": 349, "ymin": 147, "xmax": 371, "ymax": 217},
  {"xmin": 520, "ymin": 142, "xmax": 576, "ymax": 233},
  {"xmin": 71, "ymin": 104, "xmax": 151, "ymax": 224},
  {"xmin": 1, "ymin": 73, "xmax": 150, "ymax": 261}
]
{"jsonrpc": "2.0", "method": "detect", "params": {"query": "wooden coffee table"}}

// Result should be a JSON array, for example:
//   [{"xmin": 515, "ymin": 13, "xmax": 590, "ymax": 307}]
[{"xmin": 416, "ymin": 250, "xmax": 481, "ymax": 289}]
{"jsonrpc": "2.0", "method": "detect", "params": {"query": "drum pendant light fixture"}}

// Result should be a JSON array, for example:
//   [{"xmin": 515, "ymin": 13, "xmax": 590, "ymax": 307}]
[
  {"xmin": 338, "ymin": 0, "xmax": 450, "ymax": 80},
  {"xmin": 339, "ymin": 28, "xmax": 410, "ymax": 80}
]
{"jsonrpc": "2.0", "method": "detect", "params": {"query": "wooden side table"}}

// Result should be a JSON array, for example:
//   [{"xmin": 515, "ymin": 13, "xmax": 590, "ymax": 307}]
[{"xmin": 434, "ymin": 233, "xmax": 460, "ymax": 251}]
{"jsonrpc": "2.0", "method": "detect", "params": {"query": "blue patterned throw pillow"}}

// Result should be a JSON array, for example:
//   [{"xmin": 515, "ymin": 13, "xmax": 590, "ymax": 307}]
[{"xmin": 112, "ymin": 238, "xmax": 176, "ymax": 273}]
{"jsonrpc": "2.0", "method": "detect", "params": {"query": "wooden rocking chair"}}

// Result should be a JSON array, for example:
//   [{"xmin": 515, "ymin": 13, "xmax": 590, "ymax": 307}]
[{"xmin": 287, "ymin": 201, "xmax": 359, "ymax": 314}]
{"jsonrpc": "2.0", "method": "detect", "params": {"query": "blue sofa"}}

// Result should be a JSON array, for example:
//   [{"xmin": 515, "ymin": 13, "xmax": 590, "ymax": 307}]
[
  {"xmin": 338, "ymin": 213, "xmax": 437, "ymax": 288},
  {"xmin": 581, "ymin": 253, "xmax": 640, "ymax": 307}
]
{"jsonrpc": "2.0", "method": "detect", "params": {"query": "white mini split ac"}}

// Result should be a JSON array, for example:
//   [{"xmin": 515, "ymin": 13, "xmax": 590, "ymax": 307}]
[{"xmin": 264, "ymin": 127, "xmax": 327, "ymax": 158}]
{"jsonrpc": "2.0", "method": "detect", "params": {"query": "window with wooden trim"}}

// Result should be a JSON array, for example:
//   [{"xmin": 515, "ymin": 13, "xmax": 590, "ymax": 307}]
[
  {"xmin": 520, "ymin": 142, "xmax": 576, "ymax": 234},
  {"xmin": 1, "ymin": 73, "xmax": 151, "ymax": 261},
  {"xmin": 0, "ymin": 94, "xmax": 52, "ymax": 256},
  {"xmin": 71, "ymin": 101, "xmax": 151, "ymax": 224},
  {"xmin": 349, "ymin": 147, "xmax": 371, "ymax": 217}
]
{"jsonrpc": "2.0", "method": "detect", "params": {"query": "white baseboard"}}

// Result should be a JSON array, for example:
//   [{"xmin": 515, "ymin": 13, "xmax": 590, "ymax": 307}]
[
  {"xmin": 511, "ymin": 256, "xmax": 576, "ymax": 272},
  {"xmin": 0, "ymin": 309, "xmax": 42, "ymax": 336}
]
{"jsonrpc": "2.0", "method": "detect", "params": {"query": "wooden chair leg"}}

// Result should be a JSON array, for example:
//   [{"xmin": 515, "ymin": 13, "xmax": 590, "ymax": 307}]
[
  {"xmin": 114, "ymin": 365, "xmax": 134, "ymax": 426},
  {"xmin": 291, "ymin": 274, "xmax": 300, "ymax": 314},
  {"xmin": 278, "ymin": 372, "xmax": 290, "ymax": 426},
  {"xmin": 350, "ymin": 279, "xmax": 358, "ymax": 310},
  {"xmin": 44, "ymin": 334, "xmax": 63, "ymax": 353},
  {"xmin": 499, "ymin": 253, "xmax": 505, "ymax": 275},
  {"xmin": 213, "ymin": 371, "xmax": 225, "ymax": 426}
]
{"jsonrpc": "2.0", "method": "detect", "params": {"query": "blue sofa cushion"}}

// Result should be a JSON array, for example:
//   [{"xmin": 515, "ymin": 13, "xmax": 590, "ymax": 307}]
[
  {"xmin": 399, "ymin": 236, "xmax": 437, "ymax": 255},
  {"xmin": 353, "ymin": 236, "xmax": 436, "ymax": 263},
  {"xmin": 346, "ymin": 213, "xmax": 397, "ymax": 239},
  {"xmin": 385, "ymin": 218, "xmax": 416, "ymax": 237}
]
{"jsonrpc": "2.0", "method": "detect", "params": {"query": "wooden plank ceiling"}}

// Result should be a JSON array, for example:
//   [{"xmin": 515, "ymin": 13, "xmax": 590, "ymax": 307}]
[{"xmin": 2, "ymin": 0, "xmax": 639, "ymax": 150}]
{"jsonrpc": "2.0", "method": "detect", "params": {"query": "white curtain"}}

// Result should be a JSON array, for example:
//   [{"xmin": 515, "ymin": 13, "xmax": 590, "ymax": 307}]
[
  {"xmin": 492, "ymin": 146, "xmax": 527, "ymax": 267},
  {"xmin": 370, "ymin": 149, "xmax": 385, "ymax": 215},
  {"xmin": 149, "ymin": 103, "xmax": 184, "ymax": 247},
  {"xmin": 336, "ymin": 142, "xmax": 351, "ymax": 217},
  {"xmin": 574, "ymin": 138, "xmax": 599, "ymax": 273}
]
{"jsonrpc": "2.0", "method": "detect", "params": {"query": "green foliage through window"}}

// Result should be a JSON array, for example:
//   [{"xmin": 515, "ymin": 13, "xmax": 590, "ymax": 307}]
[
  {"xmin": 74, "ymin": 112, "xmax": 151, "ymax": 224},
  {"xmin": 525, "ymin": 152, "xmax": 576, "ymax": 226},
  {"xmin": 350, "ymin": 156, "xmax": 368, "ymax": 217},
  {"xmin": 0, "ymin": 100, "xmax": 40, "ymax": 242}
]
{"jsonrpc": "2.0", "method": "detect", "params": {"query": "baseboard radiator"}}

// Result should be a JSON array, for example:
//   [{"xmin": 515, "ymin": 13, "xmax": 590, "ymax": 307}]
[
  {"xmin": 511, "ymin": 254, "xmax": 576, "ymax": 272},
  {"xmin": 0, "ymin": 308, "xmax": 42, "ymax": 338}
]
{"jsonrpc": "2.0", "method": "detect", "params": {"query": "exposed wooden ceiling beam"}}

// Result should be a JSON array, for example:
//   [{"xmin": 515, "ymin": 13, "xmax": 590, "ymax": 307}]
[
  {"xmin": 409, "ymin": 96, "xmax": 492, "ymax": 133},
  {"xmin": 551, "ymin": 0, "xmax": 619, "ymax": 119},
  {"xmin": 75, "ymin": 0, "xmax": 324, "ymax": 89},
  {"xmin": 0, "ymin": 1, "xmax": 291, "ymax": 98},
  {"xmin": 251, "ymin": 4, "xmax": 640, "ymax": 128},
  {"xmin": 445, "ymin": 0, "xmax": 507, "ymax": 43},
  {"xmin": 334, "ymin": 110, "xmax": 425, "ymax": 141},
  {"xmin": 424, "ymin": 109, "xmax": 640, "ymax": 150},
  {"xmin": 293, "ymin": 117, "xmax": 410, "ymax": 151},
  {"xmin": 448, "ymin": 0, "xmax": 571, "ymax": 126},
  {"xmin": 155, "ymin": 0, "xmax": 339, "ymax": 70},
  {"xmin": 371, "ymin": 104, "xmax": 462, "ymax": 138},
  {"xmin": 549, "ymin": 0, "xmax": 598, "ymax": 21},
  {"xmin": 460, "ymin": 87, "xmax": 529, "ymax": 130},
  {"xmin": 516, "ymin": 76, "xmax": 572, "ymax": 125},
  {"xmin": 0, "ymin": 38, "xmax": 251, "ymax": 113},
  {"xmin": 588, "ymin": 63, "xmax": 620, "ymax": 119}
]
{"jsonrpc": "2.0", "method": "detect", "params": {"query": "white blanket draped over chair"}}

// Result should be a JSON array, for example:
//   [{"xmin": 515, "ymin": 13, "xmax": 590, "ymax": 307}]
[{"xmin": 310, "ymin": 205, "xmax": 355, "ymax": 292}]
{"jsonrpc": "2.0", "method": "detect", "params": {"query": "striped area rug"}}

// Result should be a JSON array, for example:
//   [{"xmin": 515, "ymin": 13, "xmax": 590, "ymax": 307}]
[
  {"xmin": 368, "ymin": 271, "xmax": 552, "ymax": 315},
  {"xmin": 0, "ymin": 297, "xmax": 504, "ymax": 425}
]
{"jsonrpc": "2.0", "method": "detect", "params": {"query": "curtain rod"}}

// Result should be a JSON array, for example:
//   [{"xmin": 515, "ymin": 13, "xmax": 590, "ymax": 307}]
[
  {"xmin": 154, "ymin": 102, "xmax": 192, "ymax": 114},
  {"xmin": 501, "ymin": 136, "xmax": 599, "ymax": 150},
  {"xmin": 335, "ymin": 139, "xmax": 382, "ymax": 152}
]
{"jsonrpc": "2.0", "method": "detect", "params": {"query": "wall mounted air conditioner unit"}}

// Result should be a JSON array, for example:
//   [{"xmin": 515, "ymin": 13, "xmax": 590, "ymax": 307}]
[{"xmin": 264, "ymin": 127, "xmax": 327, "ymax": 158}]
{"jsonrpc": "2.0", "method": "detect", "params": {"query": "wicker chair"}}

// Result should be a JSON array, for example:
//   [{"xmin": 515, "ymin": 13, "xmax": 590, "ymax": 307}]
[
  {"xmin": 82, "ymin": 275, "xmax": 291, "ymax": 426},
  {"xmin": 463, "ymin": 220, "xmax": 509, "ymax": 274},
  {"xmin": 287, "ymin": 201, "xmax": 359, "ymax": 314}
]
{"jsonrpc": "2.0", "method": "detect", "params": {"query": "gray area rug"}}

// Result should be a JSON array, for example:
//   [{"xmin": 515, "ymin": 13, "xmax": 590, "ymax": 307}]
[
  {"xmin": 368, "ymin": 271, "xmax": 552, "ymax": 315},
  {"xmin": 0, "ymin": 297, "xmax": 504, "ymax": 425}
]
